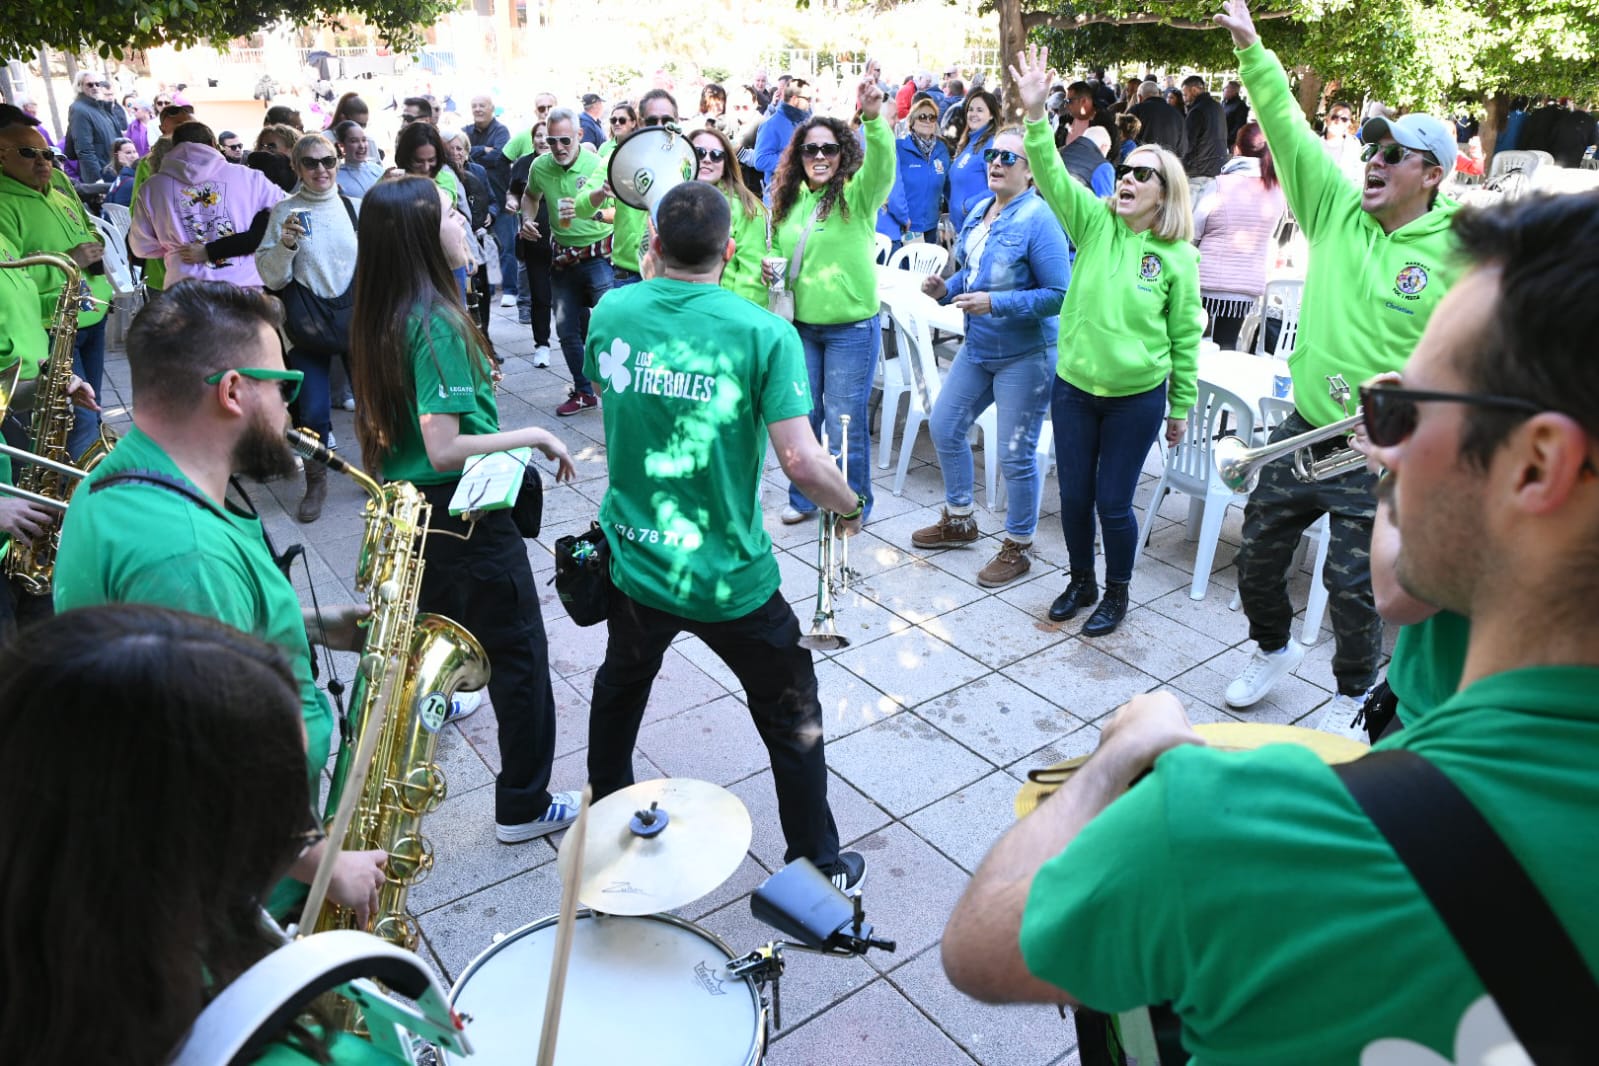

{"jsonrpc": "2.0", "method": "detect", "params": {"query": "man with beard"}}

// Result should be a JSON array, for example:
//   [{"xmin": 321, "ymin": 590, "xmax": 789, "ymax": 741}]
[{"xmin": 54, "ymin": 281, "xmax": 388, "ymax": 929}]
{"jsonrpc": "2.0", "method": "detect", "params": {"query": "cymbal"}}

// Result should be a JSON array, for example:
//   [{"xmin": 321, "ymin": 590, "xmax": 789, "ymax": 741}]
[
  {"xmin": 1013, "ymin": 721, "xmax": 1370, "ymax": 818},
  {"xmin": 566, "ymin": 778, "xmax": 753, "ymax": 916}
]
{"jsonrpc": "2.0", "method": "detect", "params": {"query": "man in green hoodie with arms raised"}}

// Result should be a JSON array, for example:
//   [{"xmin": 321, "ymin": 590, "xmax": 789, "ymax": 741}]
[{"xmin": 1217, "ymin": 0, "xmax": 1461, "ymax": 732}]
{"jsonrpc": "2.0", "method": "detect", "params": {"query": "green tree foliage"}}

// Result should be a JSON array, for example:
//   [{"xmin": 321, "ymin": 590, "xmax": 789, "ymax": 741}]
[{"xmin": 3, "ymin": 0, "xmax": 462, "ymax": 59}]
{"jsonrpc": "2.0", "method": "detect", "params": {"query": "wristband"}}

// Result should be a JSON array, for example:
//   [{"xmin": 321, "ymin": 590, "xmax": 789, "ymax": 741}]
[{"xmin": 839, "ymin": 493, "xmax": 865, "ymax": 521}]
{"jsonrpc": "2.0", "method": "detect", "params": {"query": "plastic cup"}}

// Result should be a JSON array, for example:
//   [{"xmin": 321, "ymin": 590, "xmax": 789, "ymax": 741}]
[
  {"xmin": 762, "ymin": 256, "xmax": 789, "ymax": 290},
  {"xmin": 558, "ymin": 197, "xmax": 575, "ymax": 229}
]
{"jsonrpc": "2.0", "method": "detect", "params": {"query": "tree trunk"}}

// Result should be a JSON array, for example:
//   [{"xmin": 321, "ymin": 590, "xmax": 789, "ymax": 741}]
[
  {"xmin": 996, "ymin": 0, "xmax": 1027, "ymax": 122},
  {"xmin": 38, "ymin": 47, "xmax": 64, "ymax": 138},
  {"xmin": 1481, "ymin": 92, "xmax": 1508, "ymax": 162},
  {"xmin": 1293, "ymin": 68, "xmax": 1323, "ymax": 123}
]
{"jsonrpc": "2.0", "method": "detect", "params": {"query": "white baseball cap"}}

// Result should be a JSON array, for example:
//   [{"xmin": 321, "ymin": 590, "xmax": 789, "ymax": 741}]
[{"xmin": 1360, "ymin": 113, "xmax": 1457, "ymax": 171}]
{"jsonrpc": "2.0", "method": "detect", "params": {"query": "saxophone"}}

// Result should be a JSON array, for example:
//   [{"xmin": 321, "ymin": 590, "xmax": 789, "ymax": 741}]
[
  {"xmin": 1, "ymin": 252, "xmax": 117, "ymax": 595},
  {"xmin": 286, "ymin": 429, "xmax": 490, "ymax": 957}
]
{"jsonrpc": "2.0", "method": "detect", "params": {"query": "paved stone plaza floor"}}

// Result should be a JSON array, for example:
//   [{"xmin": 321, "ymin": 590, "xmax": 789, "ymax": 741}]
[{"xmin": 97, "ymin": 299, "xmax": 1380, "ymax": 1066}]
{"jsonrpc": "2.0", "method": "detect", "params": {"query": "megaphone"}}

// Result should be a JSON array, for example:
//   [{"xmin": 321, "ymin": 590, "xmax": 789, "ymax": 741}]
[{"xmin": 606, "ymin": 125, "xmax": 698, "ymax": 214}]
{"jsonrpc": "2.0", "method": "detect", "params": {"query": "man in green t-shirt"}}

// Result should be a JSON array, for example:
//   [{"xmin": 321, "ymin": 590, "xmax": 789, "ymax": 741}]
[
  {"xmin": 582, "ymin": 182, "xmax": 869, "ymax": 895},
  {"xmin": 942, "ymin": 185, "xmax": 1599, "ymax": 1065},
  {"xmin": 577, "ymin": 88, "xmax": 678, "ymax": 291},
  {"xmin": 1217, "ymin": 0, "xmax": 1464, "ymax": 730},
  {"xmin": 53, "ymin": 281, "xmax": 388, "ymax": 926},
  {"xmin": 519, "ymin": 107, "xmax": 613, "ymax": 418}
]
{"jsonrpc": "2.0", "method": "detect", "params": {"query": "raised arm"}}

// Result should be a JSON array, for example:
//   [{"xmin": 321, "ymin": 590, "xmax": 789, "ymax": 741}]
[{"xmin": 1011, "ymin": 45, "xmax": 1110, "ymax": 246}]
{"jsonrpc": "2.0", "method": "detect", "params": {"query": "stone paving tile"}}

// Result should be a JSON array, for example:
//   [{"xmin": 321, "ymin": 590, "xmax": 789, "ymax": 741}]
[
  {"xmin": 920, "ymin": 595, "xmax": 1072, "ymax": 670},
  {"xmin": 854, "ymin": 554, "xmax": 990, "ymax": 624},
  {"xmin": 1140, "ymin": 517, "xmax": 1242, "ymax": 578},
  {"xmin": 1171, "ymin": 645, "xmax": 1335, "ymax": 725},
  {"xmin": 432, "ymin": 713, "xmax": 497, "ymax": 795},
  {"xmin": 409, "ymin": 783, "xmax": 556, "ymax": 915},
  {"xmin": 832, "ymin": 623, "xmax": 992, "ymax": 708},
  {"xmin": 1002, "ymin": 640, "xmax": 1163, "ymax": 724},
  {"xmin": 916, "ymin": 674, "xmax": 1087, "ymax": 768},
  {"xmin": 837, "ymin": 822, "xmax": 972, "ymax": 974},
  {"xmin": 1142, "ymin": 584, "xmax": 1254, "ymax": 649},
  {"xmin": 767, "ymin": 973, "xmax": 979, "ymax": 1065},
  {"xmin": 826, "ymin": 713, "xmax": 995, "ymax": 817},
  {"xmin": 905, "ymin": 770, "xmax": 1032, "ymax": 875},
  {"xmin": 671, "ymin": 852, "xmax": 776, "ymax": 923},
  {"xmin": 890, "ymin": 945, "xmax": 1079, "ymax": 1066},
  {"xmin": 635, "ymin": 694, "xmax": 792, "ymax": 788},
  {"xmin": 416, "ymin": 860, "xmax": 567, "ymax": 983},
  {"xmin": 1087, "ymin": 605, "xmax": 1233, "ymax": 680},
  {"xmin": 837, "ymin": 529, "xmax": 920, "ymax": 582},
  {"xmin": 726, "ymin": 768, "xmax": 893, "ymax": 873},
  {"xmin": 1006, "ymin": 722, "xmax": 1104, "ymax": 784},
  {"xmin": 812, "ymin": 657, "xmax": 906, "ymax": 742},
  {"xmin": 789, "ymin": 583, "xmax": 908, "ymax": 653}
]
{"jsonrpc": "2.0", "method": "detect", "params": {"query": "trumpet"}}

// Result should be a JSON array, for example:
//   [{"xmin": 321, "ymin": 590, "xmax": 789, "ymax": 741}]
[
  {"xmin": 1212, "ymin": 375, "xmax": 1368, "ymax": 492},
  {"xmin": 799, "ymin": 414, "xmax": 857, "ymax": 652}
]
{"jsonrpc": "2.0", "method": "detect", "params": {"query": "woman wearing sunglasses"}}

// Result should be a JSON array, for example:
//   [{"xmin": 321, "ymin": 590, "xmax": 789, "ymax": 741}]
[
  {"xmin": 350, "ymin": 176, "xmax": 582, "ymax": 847},
  {"xmin": 255, "ymin": 134, "xmax": 363, "ymax": 523},
  {"xmin": 690, "ymin": 125, "xmax": 769, "ymax": 307},
  {"xmin": 897, "ymin": 97, "xmax": 952, "ymax": 246},
  {"xmin": 1013, "ymin": 45, "xmax": 1200, "ymax": 637},
  {"xmin": 912, "ymin": 128, "xmax": 1069, "ymax": 588},
  {"xmin": 765, "ymin": 79, "xmax": 895, "ymax": 525}
]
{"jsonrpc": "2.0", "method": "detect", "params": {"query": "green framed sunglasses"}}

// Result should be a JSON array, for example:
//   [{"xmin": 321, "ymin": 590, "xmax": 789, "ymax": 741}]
[{"xmin": 204, "ymin": 367, "xmax": 304, "ymax": 404}]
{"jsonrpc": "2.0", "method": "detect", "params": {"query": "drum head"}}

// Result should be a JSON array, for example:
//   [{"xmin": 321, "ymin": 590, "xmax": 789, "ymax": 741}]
[{"xmin": 451, "ymin": 912, "xmax": 762, "ymax": 1065}]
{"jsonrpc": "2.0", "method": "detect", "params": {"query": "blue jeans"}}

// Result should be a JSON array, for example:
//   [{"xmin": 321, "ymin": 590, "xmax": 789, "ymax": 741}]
[
  {"xmin": 611, "ymin": 267, "xmax": 642, "ymax": 289},
  {"xmin": 931, "ymin": 348, "xmax": 1053, "ymax": 538},
  {"xmin": 787, "ymin": 316, "xmax": 879, "ymax": 518},
  {"xmin": 1052, "ymin": 377, "xmax": 1166, "ymax": 584},
  {"xmin": 66, "ymin": 319, "xmax": 106, "ymax": 461},
  {"xmin": 550, "ymin": 256, "xmax": 612, "ymax": 395},
  {"xmin": 491, "ymin": 211, "xmax": 520, "ymax": 297},
  {"xmin": 287, "ymin": 348, "xmax": 334, "ymax": 443}
]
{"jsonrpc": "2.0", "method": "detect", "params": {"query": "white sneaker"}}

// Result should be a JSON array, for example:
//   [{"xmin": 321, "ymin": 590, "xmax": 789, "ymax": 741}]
[
  {"xmin": 324, "ymin": 431, "xmax": 338, "ymax": 451},
  {"xmin": 499, "ymin": 293, "xmax": 516, "ymax": 308},
  {"xmin": 1224, "ymin": 641, "xmax": 1305, "ymax": 708},
  {"xmin": 1315, "ymin": 692, "xmax": 1372, "ymax": 744},
  {"xmin": 532, "ymin": 345, "xmax": 551, "ymax": 368},
  {"xmin": 496, "ymin": 789, "xmax": 582, "ymax": 843},
  {"xmin": 780, "ymin": 505, "xmax": 814, "ymax": 525},
  {"xmin": 341, "ymin": 396, "xmax": 356, "ymax": 412},
  {"xmin": 447, "ymin": 689, "xmax": 483, "ymax": 723}
]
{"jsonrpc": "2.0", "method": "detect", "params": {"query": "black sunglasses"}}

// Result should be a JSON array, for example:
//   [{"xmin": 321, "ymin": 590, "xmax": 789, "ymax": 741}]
[
  {"xmin": 299, "ymin": 155, "xmax": 338, "ymax": 170},
  {"xmin": 6, "ymin": 145, "xmax": 56, "ymax": 161},
  {"xmin": 1115, "ymin": 164, "xmax": 1164, "ymax": 185},
  {"xmin": 1361, "ymin": 142, "xmax": 1437, "ymax": 167},
  {"xmin": 1328, "ymin": 114, "xmax": 1351, "ymax": 123},
  {"xmin": 545, "ymin": 135, "xmax": 573, "ymax": 147},
  {"xmin": 400, "ymin": 113, "xmax": 420, "ymax": 124},
  {"xmin": 610, "ymin": 116, "xmax": 631, "ymax": 126},
  {"xmin": 800, "ymin": 142, "xmax": 841, "ymax": 159},
  {"xmin": 693, "ymin": 146, "xmax": 727, "ymax": 162},
  {"xmin": 641, "ymin": 115, "xmax": 674, "ymax": 128},
  {"xmin": 912, "ymin": 112, "xmax": 939, "ymax": 123},
  {"xmin": 982, "ymin": 148, "xmax": 1023, "ymax": 167},
  {"xmin": 84, "ymin": 80, "xmax": 108, "ymax": 89},
  {"xmin": 221, "ymin": 141, "xmax": 243, "ymax": 152},
  {"xmin": 1359, "ymin": 384, "xmax": 1545, "ymax": 447}
]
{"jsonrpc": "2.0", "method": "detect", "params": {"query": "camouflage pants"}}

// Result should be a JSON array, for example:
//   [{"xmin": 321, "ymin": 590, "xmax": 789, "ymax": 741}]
[{"xmin": 1236, "ymin": 413, "xmax": 1382, "ymax": 696}]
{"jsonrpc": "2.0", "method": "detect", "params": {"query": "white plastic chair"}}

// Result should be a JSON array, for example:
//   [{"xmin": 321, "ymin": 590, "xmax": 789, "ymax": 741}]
[
  {"xmin": 872, "ymin": 288, "xmax": 914, "ymax": 469},
  {"xmin": 1529, "ymin": 165, "xmax": 1599, "ymax": 195},
  {"xmin": 885, "ymin": 296, "xmax": 999, "ymax": 509},
  {"xmin": 100, "ymin": 201, "xmax": 133, "ymax": 238},
  {"xmin": 89, "ymin": 214, "xmax": 136, "ymax": 297},
  {"xmin": 1237, "ymin": 278, "xmax": 1303, "ymax": 359},
  {"xmin": 873, "ymin": 232, "xmax": 893, "ymax": 265},
  {"xmin": 1134, "ymin": 380, "xmax": 1255, "ymax": 599},
  {"xmin": 885, "ymin": 242, "xmax": 948, "ymax": 276}
]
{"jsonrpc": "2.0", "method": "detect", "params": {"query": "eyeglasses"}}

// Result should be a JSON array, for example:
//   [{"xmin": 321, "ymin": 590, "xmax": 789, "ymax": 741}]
[
  {"xmin": 912, "ymin": 113, "xmax": 939, "ymax": 123},
  {"xmin": 4, "ymin": 145, "xmax": 56, "ymax": 161},
  {"xmin": 84, "ymin": 80, "xmax": 108, "ymax": 89},
  {"xmin": 800, "ymin": 142, "xmax": 841, "ymax": 159},
  {"xmin": 1361, "ymin": 142, "xmax": 1437, "ymax": 167},
  {"xmin": 536, "ymin": 104, "xmax": 553, "ymax": 114},
  {"xmin": 1328, "ymin": 114, "xmax": 1351, "ymax": 124},
  {"xmin": 1115, "ymin": 164, "xmax": 1164, "ymax": 185},
  {"xmin": 641, "ymin": 115, "xmax": 674, "ymax": 128},
  {"xmin": 204, "ymin": 367, "xmax": 304, "ymax": 404},
  {"xmin": 221, "ymin": 142, "xmax": 243, "ymax": 152},
  {"xmin": 693, "ymin": 146, "xmax": 727, "ymax": 162},
  {"xmin": 982, "ymin": 148, "xmax": 1023, "ymax": 167},
  {"xmin": 610, "ymin": 116, "xmax": 631, "ymax": 126},
  {"xmin": 298, "ymin": 156, "xmax": 338, "ymax": 170},
  {"xmin": 1359, "ymin": 384, "xmax": 1546, "ymax": 448},
  {"xmin": 401, "ymin": 113, "xmax": 420, "ymax": 124},
  {"xmin": 544, "ymin": 135, "xmax": 573, "ymax": 148},
  {"xmin": 154, "ymin": 98, "xmax": 172, "ymax": 107}
]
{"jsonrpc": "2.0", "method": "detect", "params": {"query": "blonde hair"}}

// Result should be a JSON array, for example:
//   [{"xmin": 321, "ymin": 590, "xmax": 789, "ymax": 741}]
[
  {"xmin": 1120, "ymin": 143, "xmax": 1193, "ymax": 243},
  {"xmin": 290, "ymin": 133, "xmax": 333, "ymax": 165}
]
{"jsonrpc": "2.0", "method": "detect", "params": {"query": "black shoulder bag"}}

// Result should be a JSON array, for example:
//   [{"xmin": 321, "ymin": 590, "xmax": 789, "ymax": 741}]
[{"xmin": 272, "ymin": 195, "xmax": 359, "ymax": 356}]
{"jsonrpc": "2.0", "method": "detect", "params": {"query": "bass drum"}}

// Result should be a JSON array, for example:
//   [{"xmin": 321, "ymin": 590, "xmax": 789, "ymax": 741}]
[{"xmin": 449, "ymin": 911, "xmax": 766, "ymax": 1064}]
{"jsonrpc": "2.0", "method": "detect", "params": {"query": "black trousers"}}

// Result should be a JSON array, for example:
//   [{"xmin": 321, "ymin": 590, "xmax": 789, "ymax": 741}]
[
  {"xmin": 587, "ymin": 586, "xmax": 842, "ymax": 873},
  {"xmin": 518, "ymin": 233, "xmax": 554, "ymax": 348},
  {"xmin": 416, "ymin": 487, "xmax": 557, "ymax": 825}
]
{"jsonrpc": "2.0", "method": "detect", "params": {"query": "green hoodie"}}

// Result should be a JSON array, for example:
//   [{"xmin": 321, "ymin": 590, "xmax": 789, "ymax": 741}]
[
  {"xmin": 1237, "ymin": 41, "xmax": 1460, "ymax": 427},
  {"xmin": 0, "ymin": 170, "xmax": 111, "ymax": 329},
  {"xmin": 0, "ymin": 231, "xmax": 49, "ymax": 381},
  {"xmin": 771, "ymin": 116, "xmax": 895, "ymax": 325},
  {"xmin": 1023, "ymin": 119, "xmax": 1200, "ymax": 418}
]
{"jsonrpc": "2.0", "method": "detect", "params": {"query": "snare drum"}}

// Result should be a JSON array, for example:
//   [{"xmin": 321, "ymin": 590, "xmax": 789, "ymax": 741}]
[{"xmin": 449, "ymin": 911, "xmax": 766, "ymax": 1064}]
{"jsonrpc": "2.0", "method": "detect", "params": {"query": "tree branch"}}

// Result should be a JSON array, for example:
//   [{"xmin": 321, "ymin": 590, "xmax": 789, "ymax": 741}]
[{"xmin": 1021, "ymin": 8, "xmax": 1293, "ymax": 32}]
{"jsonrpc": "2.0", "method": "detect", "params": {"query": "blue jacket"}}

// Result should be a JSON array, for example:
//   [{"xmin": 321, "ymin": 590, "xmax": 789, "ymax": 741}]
[
  {"xmin": 754, "ymin": 103, "xmax": 810, "ymax": 189},
  {"xmin": 876, "ymin": 165, "xmax": 911, "ymax": 244},
  {"xmin": 946, "ymin": 125, "xmax": 996, "ymax": 224},
  {"xmin": 896, "ymin": 135, "xmax": 951, "ymax": 233},
  {"xmin": 939, "ymin": 187, "xmax": 1069, "ymax": 361}
]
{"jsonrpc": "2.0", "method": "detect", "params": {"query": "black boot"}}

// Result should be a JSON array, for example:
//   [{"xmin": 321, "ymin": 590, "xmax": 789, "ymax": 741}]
[
  {"xmin": 1081, "ymin": 581, "xmax": 1129, "ymax": 637},
  {"xmin": 1048, "ymin": 571, "xmax": 1099, "ymax": 622}
]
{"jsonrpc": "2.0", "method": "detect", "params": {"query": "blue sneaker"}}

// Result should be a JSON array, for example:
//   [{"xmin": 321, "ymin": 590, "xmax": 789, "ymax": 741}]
[{"xmin": 496, "ymin": 790, "xmax": 582, "ymax": 844}]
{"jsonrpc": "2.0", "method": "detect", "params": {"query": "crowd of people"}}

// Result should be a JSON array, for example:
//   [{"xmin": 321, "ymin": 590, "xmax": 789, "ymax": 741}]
[{"xmin": 3, "ymin": 0, "xmax": 1599, "ymax": 1059}]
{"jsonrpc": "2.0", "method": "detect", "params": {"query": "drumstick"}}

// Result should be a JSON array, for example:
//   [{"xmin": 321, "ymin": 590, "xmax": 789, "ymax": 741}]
[{"xmin": 536, "ymin": 783, "xmax": 592, "ymax": 1066}]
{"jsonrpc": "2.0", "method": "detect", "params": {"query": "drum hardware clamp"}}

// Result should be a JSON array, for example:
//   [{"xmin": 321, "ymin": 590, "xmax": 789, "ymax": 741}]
[{"xmin": 728, "ymin": 894, "xmax": 897, "ymax": 1032}]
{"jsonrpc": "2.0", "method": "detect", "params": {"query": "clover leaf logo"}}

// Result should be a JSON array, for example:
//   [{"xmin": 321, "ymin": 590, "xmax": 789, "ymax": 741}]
[{"xmin": 599, "ymin": 337, "xmax": 633, "ymax": 393}]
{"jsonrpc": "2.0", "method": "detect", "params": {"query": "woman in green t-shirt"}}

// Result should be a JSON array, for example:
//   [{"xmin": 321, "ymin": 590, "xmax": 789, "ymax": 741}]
[
  {"xmin": 689, "ymin": 125, "xmax": 769, "ymax": 307},
  {"xmin": 0, "ymin": 604, "xmax": 400, "ymax": 1064},
  {"xmin": 349, "ymin": 176, "xmax": 582, "ymax": 845}
]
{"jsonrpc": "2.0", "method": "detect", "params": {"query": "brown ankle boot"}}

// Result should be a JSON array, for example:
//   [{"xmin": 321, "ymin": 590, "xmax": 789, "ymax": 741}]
[
  {"xmin": 911, "ymin": 507, "xmax": 980, "ymax": 548},
  {"xmin": 297, "ymin": 462, "xmax": 327, "ymax": 523}
]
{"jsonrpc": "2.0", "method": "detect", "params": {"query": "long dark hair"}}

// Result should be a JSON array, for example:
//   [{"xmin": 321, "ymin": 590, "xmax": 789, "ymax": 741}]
[
  {"xmin": 0, "ymin": 605, "xmax": 316, "ymax": 1063},
  {"xmin": 350, "ymin": 176, "xmax": 493, "ymax": 476},
  {"xmin": 1233, "ymin": 120, "xmax": 1278, "ymax": 190},
  {"xmin": 394, "ymin": 121, "xmax": 460, "ymax": 188},
  {"xmin": 770, "ymin": 115, "xmax": 862, "ymax": 226},
  {"xmin": 690, "ymin": 126, "xmax": 762, "ymax": 221},
  {"xmin": 954, "ymin": 89, "xmax": 1002, "ymax": 155},
  {"xmin": 330, "ymin": 92, "xmax": 367, "ymax": 128}
]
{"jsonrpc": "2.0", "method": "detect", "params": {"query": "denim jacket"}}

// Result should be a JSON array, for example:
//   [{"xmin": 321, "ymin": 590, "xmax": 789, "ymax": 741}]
[{"xmin": 941, "ymin": 187, "xmax": 1069, "ymax": 362}]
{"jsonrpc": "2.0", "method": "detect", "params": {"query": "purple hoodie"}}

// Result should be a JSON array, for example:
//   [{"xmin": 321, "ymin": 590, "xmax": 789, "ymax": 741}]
[{"xmin": 129, "ymin": 142, "xmax": 284, "ymax": 286}]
